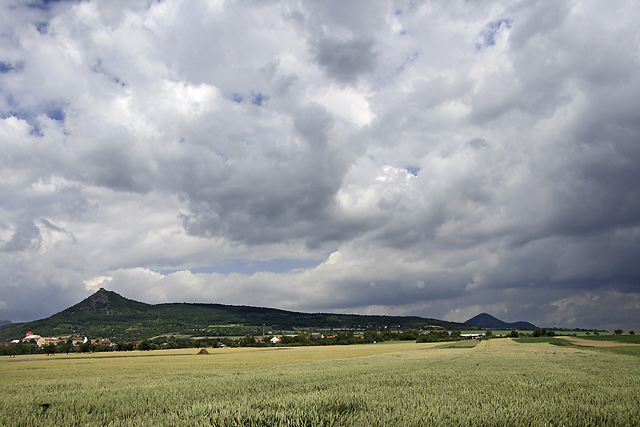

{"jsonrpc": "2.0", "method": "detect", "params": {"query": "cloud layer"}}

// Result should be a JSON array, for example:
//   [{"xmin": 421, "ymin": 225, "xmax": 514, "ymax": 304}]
[{"xmin": 1, "ymin": 0, "xmax": 639, "ymax": 331}]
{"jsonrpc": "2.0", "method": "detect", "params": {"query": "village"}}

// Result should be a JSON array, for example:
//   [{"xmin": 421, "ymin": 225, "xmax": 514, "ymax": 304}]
[
  {"xmin": 1, "ymin": 326, "xmax": 491, "ymax": 356},
  {"xmin": 14, "ymin": 329, "xmax": 113, "ymax": 349}
]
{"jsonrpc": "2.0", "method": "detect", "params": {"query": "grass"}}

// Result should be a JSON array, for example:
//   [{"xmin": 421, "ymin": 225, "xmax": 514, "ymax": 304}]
[
  {"xmin": 2, "ymin": 340, "xmax": 639, "ymax": 426},
  {"xmin": 514, "ymin": 337, "xmax": 575, "ymax": 346},
  {"xmin": 517, "ymin": 335, "xmax": 640, "ymax": 358},
  {"xmin": 578, "ymin": 334, "xmax": 640, "ymax": 344},
  {"xmin": 587, "ymin": 346, "xmax": 640, "ymax": 358},
  {"xmin": 462, "ymin": 330, "xmax": 615, "ymax": 337},
  {"xmin": 434, "ymin": 340, "xmax": 480, "ymax": 349}
]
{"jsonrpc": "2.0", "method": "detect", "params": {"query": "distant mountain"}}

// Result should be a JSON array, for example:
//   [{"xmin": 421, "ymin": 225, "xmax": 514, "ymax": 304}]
[
  {"xmin": 0, "ymin": 288, "xmax": 467, "ymax": 342},
  {"xmin": 465, "ymin": 313, "xmax": 537, "ymax": 329},
  {"xmin": 0, "ymin": 320, "xmax": 11, "ymax": 327}
]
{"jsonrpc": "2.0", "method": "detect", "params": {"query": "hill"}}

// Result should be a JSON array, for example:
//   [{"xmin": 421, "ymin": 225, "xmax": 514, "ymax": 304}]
[
  {"xmin": 464, "ymin": 313, "xmax": 537, "ymax": 329},
  {"xmin": 0, "ymin": 288, "xmax": 466, "ymax": 342}
]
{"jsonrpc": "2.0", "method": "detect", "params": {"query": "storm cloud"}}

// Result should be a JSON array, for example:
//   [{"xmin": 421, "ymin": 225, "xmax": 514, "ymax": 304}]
[{"xmin": 1, "ymin": 0, "xmax": 639, "ymax": 332}]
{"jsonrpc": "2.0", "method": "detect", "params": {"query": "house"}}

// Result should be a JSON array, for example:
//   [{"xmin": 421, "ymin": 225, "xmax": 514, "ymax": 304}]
[
  {"xmin": 460, "ymin": 334, "xmax": 484, "ymax": 339},
  {"xmin": 20, "ymin": 330, "xmax": 61, "ymax": 347},
  {"xmin": 310, "ymin": 333, "xmax": 324, "ymax": 339},
  {"xmin": 70, "ymin": 337, "xmax": 87, "ymax": 346},
  {"xmin": 22, "ymin": 329, "xmax": 42, "ymax": 344},
  {"xmin": 270, "ymin": 336, "xmax": 281, "ymax": 344},
  {"xmin": 22, "ymin": 330, "xmax": 45, "ymax": 347}
]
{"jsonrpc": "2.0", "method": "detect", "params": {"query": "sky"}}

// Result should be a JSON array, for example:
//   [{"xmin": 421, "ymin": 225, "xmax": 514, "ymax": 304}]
[{"xmin": 1, "ymin": 0, "xmax": 639, "ymax": 332}]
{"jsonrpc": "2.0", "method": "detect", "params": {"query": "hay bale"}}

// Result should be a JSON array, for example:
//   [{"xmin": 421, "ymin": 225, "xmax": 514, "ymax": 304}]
[{"xmin": 197, "ymin": 348, "xmax": 210, "ymax": 355}]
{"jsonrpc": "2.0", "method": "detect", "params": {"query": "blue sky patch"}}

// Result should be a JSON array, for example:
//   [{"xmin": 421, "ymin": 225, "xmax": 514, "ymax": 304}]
[
  {"xmin": 1, "ymin": 109, "xmax": 39, "ymax": 134},
  {"xmin": 251, "ymin": 91, "xmax": 270, "ymax": 106},
  {"xmin": 45, "ymin": 105, "xmax": 65, "ymax": 121},
  {"xmin": 396, "ymin": 52, "xmax": 418, "ymax": 73},
  {"xmin": 92, "ymin": 59, "xmax": 126, "ymax": 87},
  {"xmin": 0, "ymin": 62, "xmax": 23, "ymax": 73},
  {"xmin": 27, "ymin": 0, "xmax": 68, "ymax": 11},
  {"xmin": 2, "ymin": 100, "xmax": 66, "ymax": 136},
  {"xmin": 406, "ymin": 166, "xmax": 421, "ymax": 176},
  {"xmin": 36, "ymin": 22, "xmax": 49, "ymax": 34},
  {"xmin": 476, "ymin": 19, "xmax": 512, "ymax": 50}
]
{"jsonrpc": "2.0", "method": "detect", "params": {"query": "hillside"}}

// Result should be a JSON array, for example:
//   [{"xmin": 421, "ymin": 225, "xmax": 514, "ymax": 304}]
[
  {"xmin": 0, "ymin": 288, "xmax": 466, "ymax": 342},
  {"xmin": 464, "ymin": 313, "xmax": 537, "ymax": 329}
]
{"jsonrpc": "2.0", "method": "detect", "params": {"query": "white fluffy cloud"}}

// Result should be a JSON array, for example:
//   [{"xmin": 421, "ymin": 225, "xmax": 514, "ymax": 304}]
[{"xmin": 1, "ymin": 0, "xmax": 639, "ymax": 331}]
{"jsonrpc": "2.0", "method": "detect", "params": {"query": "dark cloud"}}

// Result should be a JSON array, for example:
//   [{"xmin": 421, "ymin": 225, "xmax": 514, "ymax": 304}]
[
  {"xmin": 80, "ymin": 144, "xmax": 155, "ymax": 194},
  {"xmin": 181, "ymin": 146, "xmax": 346, "ymax": 246},
  {"xmin": 465, "ymin": 138, "xmax": 490, "ymax": 150},
  {"xmin": 294, "ymin": 103, "xmax": 333, "ymax": 149},
  {"xmin": 311, "ymin": 37, "xmax": 378, "ymax": 84},
  {"xmin": 1, "ymin": 219, "xmax": 41, "ymax": 252},
  {"xmin": 0, "ymin": 0, "xmax": 639, "ymax": 332}
]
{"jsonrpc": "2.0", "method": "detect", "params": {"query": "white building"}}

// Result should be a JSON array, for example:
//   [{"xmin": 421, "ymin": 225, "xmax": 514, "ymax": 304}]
[
  {"xmin": 22, "ymin": 330, "xmax": 44, "ymax": 346},
  {"xmin": 460, "ymin": 333, "xmax": 484, "ymax": 339}
]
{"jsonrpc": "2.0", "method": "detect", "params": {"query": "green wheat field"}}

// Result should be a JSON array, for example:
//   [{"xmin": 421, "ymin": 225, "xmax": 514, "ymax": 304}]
[{"xmin": 2, "ymin": 338, "xmax": 639, "ymax": 426}]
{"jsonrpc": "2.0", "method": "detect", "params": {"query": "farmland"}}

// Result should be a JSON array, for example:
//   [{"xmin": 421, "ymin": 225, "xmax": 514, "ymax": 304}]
[{"xmin": 2, "ymin": 339, "xmax": 639, "ymax": 426}]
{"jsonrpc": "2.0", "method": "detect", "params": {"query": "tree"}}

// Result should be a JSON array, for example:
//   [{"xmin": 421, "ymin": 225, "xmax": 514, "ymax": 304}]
[
  {"xmin": 614, "ymin": 329, "xmax": 623, "ymax": 335},
  {"xmin": 1, "ymin": 345, "xmax": 17, "ymax": 358},
  {"xmin": 509, "ymin": 330, "xmax": 519, "ymax": 338},
  {"xmin": 398, "ymin": 330, "xmax": 419, "ymax": 340},
  {"xmin": 630, "ymin": 331, "xmax": 635, "ymax": 335},
  {"xmin": 78, "ymin": 342, "xmax": 93, "ymax": 353},
  {"xmin": 43, "ymin": 344, "xmax": 57, "ymax": 356},
  {"xmin": 116, "ymin": 342, "xmax": 134, "ymax": 351},
  {"xmin": 532, "ymin": 328, "xmax": 554, "ymax": 337},
  {"xmin": 484, "ymin": 330, "xmax": 493, "ymax": 338},
  {"xmin": 58, "ymin": 342, "xmax": 73, "ymax": 355},
  {"xmin": 239, "ymin": 335, "xmax": 256, "ymax": 347},
  {"xmin": 138, "ymin": 339, "xmax": 151, "ymax": 351},
  {"xmin": 363, "ymin": 329, "xmax": 379, "ymax": 344}
]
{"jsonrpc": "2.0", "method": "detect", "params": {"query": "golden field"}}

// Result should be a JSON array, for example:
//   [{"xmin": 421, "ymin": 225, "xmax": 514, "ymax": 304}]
[{"xmin": 2, "ymin": 339, "xmax": 639, "ymax": 426}]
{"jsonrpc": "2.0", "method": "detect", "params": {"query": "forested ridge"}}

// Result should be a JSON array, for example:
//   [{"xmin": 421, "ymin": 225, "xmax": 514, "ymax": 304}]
[{"xmin": 0, "ymin": 288, "xmax": 465, "ymax": 342}]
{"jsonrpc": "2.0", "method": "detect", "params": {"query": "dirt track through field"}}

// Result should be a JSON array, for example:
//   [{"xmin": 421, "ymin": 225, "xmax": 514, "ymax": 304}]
[{"xmin": 558, "ymin": 336, "xmax": 640, "ymax": 347}]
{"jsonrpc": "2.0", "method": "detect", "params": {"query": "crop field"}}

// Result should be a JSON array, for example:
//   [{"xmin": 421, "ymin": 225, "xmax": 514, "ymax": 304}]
[
  {"xmin": 1, "ymin": 339, "xmax": 639, "ymax": 426},
  {"xmin": 577, "ymin": 334, "xmax": 640, "ymax": 344}
]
